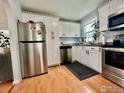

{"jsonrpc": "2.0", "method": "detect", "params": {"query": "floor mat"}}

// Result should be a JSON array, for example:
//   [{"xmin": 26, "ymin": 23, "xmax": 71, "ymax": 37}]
[{"xmin": 65, "ymin": 62, "xmax": 99, "ymax": 80}]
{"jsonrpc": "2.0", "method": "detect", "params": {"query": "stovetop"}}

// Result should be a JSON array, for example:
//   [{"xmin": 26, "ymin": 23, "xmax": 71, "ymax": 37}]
[{"xmin": 102, "ymin": 45, "xmax": 124, "ymax": 48}]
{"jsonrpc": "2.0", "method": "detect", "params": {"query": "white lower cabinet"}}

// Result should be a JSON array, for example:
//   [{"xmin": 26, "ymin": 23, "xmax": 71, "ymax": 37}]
[
  {"xmin": 80, "ymin": 46, "xmax": 88, "ymax": 66},
  {"xmin": 76, "ymin": 46, "xmax": 82, "ymax": 62},
  {"xmin": 72, "ymin": 46, "xmax": 82, "ymax": 62},
  {"xmin": 72, "ymin": 46, "xmax": 78, "ymax": 62},
  {"xmin": 72, "ymin": 46, "xmax": 102, "ymax": 73},
  {"xmin": 88, "ymin": 47, "xmax": 102, "ymax": 73}
]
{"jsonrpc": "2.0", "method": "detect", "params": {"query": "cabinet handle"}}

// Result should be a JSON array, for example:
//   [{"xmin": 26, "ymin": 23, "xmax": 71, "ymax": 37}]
[
  {"xmin": 91, "ymin": 48, "xmax": 95, "ymax": 50},
  {"xmin": 86, "ymin": 50, "xmax": 89, "ymax": 54},
  {"xmin": 87, "ymin": 50, "xmax": 89, "ymax": 55},
  {"xmin": 99, "ymin": 47, "xmax": 102, "ymax": 52},
  {"xmin": 63, "ymin": 33, "xmax": 66, "ymax": 36},
  {"xmin": 51, "ymin": 32, "xmax": 54, "ymax": 35},
  {"xmin": 51, "ymin": 36, "xmax": 54, "ymax": 39}
]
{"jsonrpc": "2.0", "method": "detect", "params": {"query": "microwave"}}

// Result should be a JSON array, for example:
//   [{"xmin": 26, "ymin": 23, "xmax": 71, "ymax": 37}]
[{"xmin": 108, "ymin": 10, "xmax": 124, "ymax": 31}]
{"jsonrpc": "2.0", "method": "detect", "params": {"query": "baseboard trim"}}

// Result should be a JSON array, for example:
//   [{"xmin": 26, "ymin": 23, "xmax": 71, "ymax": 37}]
[
  {"xmin": 13, "ymin": 79, "xmax": 22, "ymax": 84},
  {"xmin": 48, "ymin": 63, "xmax": 60, "ymax": 68},
  {"xmin": 0, "ymin": 81, "xmax": 2, "ymax": 84}
]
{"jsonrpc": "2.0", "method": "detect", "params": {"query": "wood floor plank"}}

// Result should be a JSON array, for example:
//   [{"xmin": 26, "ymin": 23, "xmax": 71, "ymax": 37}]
[
  {"xmin": 8, "ymin": 66, "xmax": 124, "ymax": 93},
  {"xmin": 0, "ymin": 81, "xmax": 13, "ymax": 93}
]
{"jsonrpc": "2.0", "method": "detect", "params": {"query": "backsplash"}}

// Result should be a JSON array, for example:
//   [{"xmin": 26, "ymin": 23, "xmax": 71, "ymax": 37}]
[
  {"xmin": 60, "ymin": 37, "xmax": 82, "ymax": 45},
  {"xmin": 99, "ymin": 31, "xmax": 124, "ymax": 43}
]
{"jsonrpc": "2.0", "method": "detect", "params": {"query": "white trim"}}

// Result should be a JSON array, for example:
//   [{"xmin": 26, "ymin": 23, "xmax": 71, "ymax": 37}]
[
  {"xmin": 83, "ymin": 18, "xmax": 97, "ymax": 27},
  {"xmin": 48, "ymin": 63, "xmax": 60, "ymax": 67},
  {"xmin": 0, "ymin": 81, "xmax": 2, "ymax": 84},
  {"xmin": 13, "ymin": 79, "xmax": 22, "ymax": 85}
]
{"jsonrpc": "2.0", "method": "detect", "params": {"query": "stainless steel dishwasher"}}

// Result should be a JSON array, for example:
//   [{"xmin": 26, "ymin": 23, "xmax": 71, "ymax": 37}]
[{"xmin": 60, "ymin": 46, "xmax": 72, "ymax": 65}]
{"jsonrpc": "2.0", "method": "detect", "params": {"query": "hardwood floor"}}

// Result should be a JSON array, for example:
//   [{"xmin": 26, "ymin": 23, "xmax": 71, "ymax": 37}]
[
  {"xmin": 0, "ymin": 81, "xmax": 13, "ymax": 93},
  {"xmin": 2, "ymin": 66, "xmax": 124, "ymax": 93}
]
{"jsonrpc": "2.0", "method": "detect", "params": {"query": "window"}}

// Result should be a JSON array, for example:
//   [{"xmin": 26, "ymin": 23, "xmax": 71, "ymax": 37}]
[
  {"xmin": 84, "ymin": 19, "xmax": 97, "ymax": 42},
  {"xmin": 0, "ymin": 29, "xmax": 10, "ymax": 48}
]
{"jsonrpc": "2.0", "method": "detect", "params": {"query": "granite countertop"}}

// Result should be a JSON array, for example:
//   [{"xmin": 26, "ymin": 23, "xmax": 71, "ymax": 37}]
[
  {"xmin": 74, "ymin": 44, "xmax": 103, "ymax": 47},
  {"xmin": 60, "ymin": 44, "xmax": 103, "ymax": 47}
]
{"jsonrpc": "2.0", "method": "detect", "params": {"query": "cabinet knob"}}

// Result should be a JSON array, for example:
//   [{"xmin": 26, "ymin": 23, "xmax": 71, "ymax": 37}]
[
  {"xmin": 91, "ymin": 48, "xmax": 95, "ymax": 50},
  {"xmin": 51, "ymin": 36, "xmax": 54, "ymax": 39},
  {"xmin": 63, "ymin": 33, "xmax": 66, "ymax": 36},
  {"xmin": 86, "ymin": 50, "xmax": 89, "ymax": 54},
  {"xmin": 51, "ymin": 32, "xmax": 54, "ymax": 35}
]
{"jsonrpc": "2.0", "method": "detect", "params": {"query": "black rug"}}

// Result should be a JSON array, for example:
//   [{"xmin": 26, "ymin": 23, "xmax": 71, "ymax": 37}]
[{"xmin": 65, "ymin": 62, "xmax": 99, "ymax": 80}]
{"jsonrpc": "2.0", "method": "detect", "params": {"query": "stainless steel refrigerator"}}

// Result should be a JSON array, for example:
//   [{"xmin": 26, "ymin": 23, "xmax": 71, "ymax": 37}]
[{"xmin": 17, "ymin": 21, "xmax": 48, "ymax": 78}]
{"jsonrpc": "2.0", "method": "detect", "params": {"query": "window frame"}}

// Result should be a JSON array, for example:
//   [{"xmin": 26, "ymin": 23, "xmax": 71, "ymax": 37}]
[{"xmin": 83, "ymin": 18, "xmax": 97, "ymax": 42}]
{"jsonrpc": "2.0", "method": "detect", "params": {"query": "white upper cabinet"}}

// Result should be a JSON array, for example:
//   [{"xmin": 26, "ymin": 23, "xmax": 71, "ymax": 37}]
[
  {"xmin": 98, "ymin": 3, "xmax": 109, "ymax": 31},
  {"xmin": 123, "ymin": 0, "xmax": 124, "ymax": 8},
  {"xmin": 98, "ymin": 0, "xmax": 124, "ymax": 32},
  {"xmin": 70, "ymin": 23, "xmax": 80, "ymax": 37},
  {"xmin": 109, "ymin": 0, "xmax": 123, "ymax": 15},
  {"xmin": 59, "ymin": 22, "xmax": 69, "ymax": 37},
  {"xmin": 59, "ymin": 21, "xmax": 80, "ymax": 37}
]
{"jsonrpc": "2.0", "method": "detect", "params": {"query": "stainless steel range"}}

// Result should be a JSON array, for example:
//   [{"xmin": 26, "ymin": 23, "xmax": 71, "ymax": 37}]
[{"xmin": 102, "ymin": 47, "xmax": 124, "ymax": 87}]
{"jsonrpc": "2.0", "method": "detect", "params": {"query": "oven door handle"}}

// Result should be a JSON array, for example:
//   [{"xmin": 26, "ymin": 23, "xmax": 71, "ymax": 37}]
[{"xmin": 102, "ymin": 48, "xmax": 124, "ymax": 52}]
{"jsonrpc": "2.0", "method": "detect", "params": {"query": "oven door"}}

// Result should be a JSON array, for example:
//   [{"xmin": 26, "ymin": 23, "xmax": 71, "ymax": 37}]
[{"xmin": 102, "ymin": 48, "xmax": 124, "ymax": 77}]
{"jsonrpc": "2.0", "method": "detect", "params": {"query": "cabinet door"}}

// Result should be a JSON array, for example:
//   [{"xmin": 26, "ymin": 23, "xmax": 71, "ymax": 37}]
[
  {"xmin": 45, "ymin": 18, "xmax": 54, "ymax": 66},
  {"xmin": 72, "ymin": 46, "xmax": 77, "ymax": 62},
  {"xmin": 68, "ymin": 23, "xmax": 74, "ymax": 37},
  {"xmin": 88, "ymin": 47, "xmax": 101, "ymax": 72},
  {"xmin": 70, "ymin": 23, "xmax": 80, "ymax": 37},
  {"xmin": 64, "ymin": 22, "xmax": 70, "ymax": 37},
  {"xmin": 80, "ymin": 46, "xmax": 88, "ymax": 66},
  {"xmin": 59, "ymin": 22, "xmax": 70, "ymax": 37},
  {"xmin": 110, "ymin": 0, "xmax": 123, "ymax": 15},
  {"xmin": 52, "ymin": 19, "xmax": 60, "ymax": 65},
  {"xmin": 76, "ymin": 46, "xmax": 81, "ymax": 62},
  {"xmin": 45, "ymin": 17, "xmax": 60, "ymax": 66},
  {"xmin": 116, "ymin": 0, "xmax": 123, "ymax": 10},
  {"xmin": 98, "ymin": 3, "xmax": 109, "ymax": 31},
  {"xmin": 72, "ymin": 46, "xmax": 82, "ymax": 62},
  {"xmin": 59, "ymin": 22, "xmax": 66, "ymax": 37},
  {"xmin": 74, "ymin": 24, "xmax": 80, "ymax": 37}
]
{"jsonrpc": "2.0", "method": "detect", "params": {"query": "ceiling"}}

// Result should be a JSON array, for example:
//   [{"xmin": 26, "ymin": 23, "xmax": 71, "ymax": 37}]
[
  {"xmin": 0, "ymin": 0, "xmax": 8, "ymax": 28},
  {"xmin": 21, "ymin": 0, "xmax": 108, "ymax": 21}
]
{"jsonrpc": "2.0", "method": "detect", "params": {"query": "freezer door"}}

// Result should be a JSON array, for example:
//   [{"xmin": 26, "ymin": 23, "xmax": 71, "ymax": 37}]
[
  {"xmin": 19, "ymin": 42, "xmax": 48, "ymax": 78},
  {"xmin": 18, "ymin": 22, "xmax": 46, "ymax": 41}
]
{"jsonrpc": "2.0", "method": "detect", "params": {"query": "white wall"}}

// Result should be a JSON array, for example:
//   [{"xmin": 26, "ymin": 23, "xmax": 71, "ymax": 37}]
[
  {"xmin": 3, "ymin": 0, "xmax": 22, "ymax": 84},
  {"xmin": 60, "ymin": 37, "xmax": 82, "ymax": 45},
  {"xmin": 0, "ymin": 0, "xmax": 8, "ymax": 28}
]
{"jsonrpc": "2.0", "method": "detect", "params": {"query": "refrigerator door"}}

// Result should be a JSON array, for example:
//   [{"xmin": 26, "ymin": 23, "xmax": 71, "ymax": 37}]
[
  {"xmin": 19, "ymin": 42, "xmax": 47, "ymax": 78},
  {"xmin": 18, "ymin": 22, "xmax": 46, "ymax": 41}
]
